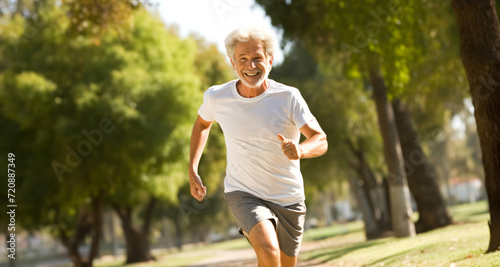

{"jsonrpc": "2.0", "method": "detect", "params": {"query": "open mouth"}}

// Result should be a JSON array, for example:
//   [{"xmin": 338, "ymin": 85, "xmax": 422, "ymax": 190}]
[{"xmin": 245, "ymin": 72, "xmax": 260, "ymax": 77}]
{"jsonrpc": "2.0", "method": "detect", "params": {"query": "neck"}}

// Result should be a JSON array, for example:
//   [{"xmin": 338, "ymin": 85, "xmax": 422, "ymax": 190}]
[{"xmin": 237, "ymin": 79, "xmax": 270, "ymax": 98}]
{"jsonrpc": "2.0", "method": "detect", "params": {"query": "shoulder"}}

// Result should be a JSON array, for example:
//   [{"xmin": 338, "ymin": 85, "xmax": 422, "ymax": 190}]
[
  {"xmin": 206, "ymin": 80, "xmax": 236, "ymax": 95},
  {"xmin": 271, "ymin": 80, "xmax": 303, "ymax": 98}
]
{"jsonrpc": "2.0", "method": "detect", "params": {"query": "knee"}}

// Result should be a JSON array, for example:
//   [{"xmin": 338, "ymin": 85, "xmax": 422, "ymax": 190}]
[
  {"xmin": 256, "ymin": 241, "xmax": 280, "ymax": 262},
  {"xmin": 248, "ymin": 220, "xmax": 281, "ymax": 265}
]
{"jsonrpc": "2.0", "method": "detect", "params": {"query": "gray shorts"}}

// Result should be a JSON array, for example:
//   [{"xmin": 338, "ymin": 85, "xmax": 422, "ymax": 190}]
[{"xmin": 224, "ymin": 191, "xmax": 306, "ymax": 257}]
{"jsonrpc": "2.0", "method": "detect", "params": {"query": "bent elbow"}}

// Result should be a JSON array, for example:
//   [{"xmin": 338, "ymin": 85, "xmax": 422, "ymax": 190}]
[
  {"xmin": 324, "ymin": 138, "xmax": 328, "ymax": 152},
  {"xmin": 321, "ymin": 133, "xmax": 328, "ymax": 154}
]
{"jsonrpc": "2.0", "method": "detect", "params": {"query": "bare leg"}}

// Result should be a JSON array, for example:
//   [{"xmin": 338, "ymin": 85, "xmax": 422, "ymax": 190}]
[
  {"xmin": 247, "ymin": 219, "xmax": 281, "ymax": 267},
  {"xmin": 280, "ymin": 250, "xmax": 298, "ymax": 267}
]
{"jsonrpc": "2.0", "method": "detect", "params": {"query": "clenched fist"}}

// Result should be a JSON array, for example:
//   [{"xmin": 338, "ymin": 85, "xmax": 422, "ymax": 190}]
[
  {"xmin": 278, "ymin": 134, "xmax": 303, "ymax": 160},
  {"xmin": 189, "ymin": 171, "xmax": 207, "ymax": 201}
]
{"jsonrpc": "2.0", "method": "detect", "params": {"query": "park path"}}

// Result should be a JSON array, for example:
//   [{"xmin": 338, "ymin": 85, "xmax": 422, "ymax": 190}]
[{"xmin": 188, "ymin": 239, "xmax": 331, "ymax": 267}]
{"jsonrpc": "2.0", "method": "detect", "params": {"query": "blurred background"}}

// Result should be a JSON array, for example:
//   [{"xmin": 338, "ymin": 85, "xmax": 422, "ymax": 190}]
[{"xmin": 0, "ymin": 0, "xmax": 494, "ymax": 266}]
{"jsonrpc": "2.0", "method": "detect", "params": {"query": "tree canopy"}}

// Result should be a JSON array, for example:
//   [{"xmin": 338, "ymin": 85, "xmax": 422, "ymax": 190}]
[{"xmin": 0, "ymin": 0, "xmax": 223, "ymax": 256}]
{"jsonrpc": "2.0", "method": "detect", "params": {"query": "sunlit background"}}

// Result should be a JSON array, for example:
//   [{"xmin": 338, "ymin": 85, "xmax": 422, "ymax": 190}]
[{"xmin": 1, "ymin": 0, "xmax": 499, "ymax": 266}]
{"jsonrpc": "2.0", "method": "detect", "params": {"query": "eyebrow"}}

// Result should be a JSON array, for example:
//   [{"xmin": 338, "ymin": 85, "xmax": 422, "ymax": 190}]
[{"xmin": 237, "ymin": 52, "xmax": 264, "ymax": 58}]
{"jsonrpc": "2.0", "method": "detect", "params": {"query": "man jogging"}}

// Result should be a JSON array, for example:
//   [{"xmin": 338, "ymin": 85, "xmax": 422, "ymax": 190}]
[{"xmin": 189, "ymin": 25, "xmax": 328, "ymax": 267}]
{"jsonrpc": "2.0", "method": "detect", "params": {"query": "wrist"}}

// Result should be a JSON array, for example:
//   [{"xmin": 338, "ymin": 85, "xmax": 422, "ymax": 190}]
[{"xmin": 298, "ymin": 145, "xmax": 305, "ymax": 159}]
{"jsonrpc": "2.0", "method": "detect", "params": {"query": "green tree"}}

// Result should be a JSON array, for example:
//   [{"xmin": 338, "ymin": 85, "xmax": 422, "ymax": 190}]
[
  {"xmin": 157, "ymin": 36, "xmax": 235, "ymax": 250},
  {"xmin": 182, "ymin": 35, "xmax": 236, "ymax": 244},
  {"xmin": 0, "ymin": 3, "xmax": 202, "ymax": 266},
  {"xmin": 110, "ymin": 34, "xmax": 234, "ymax": 262}
]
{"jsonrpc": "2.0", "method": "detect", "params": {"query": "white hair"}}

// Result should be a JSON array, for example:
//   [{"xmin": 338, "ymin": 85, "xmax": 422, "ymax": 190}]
[{"xmin": 224, "ymin": 25, "xmax": 277, "ymax": 62}]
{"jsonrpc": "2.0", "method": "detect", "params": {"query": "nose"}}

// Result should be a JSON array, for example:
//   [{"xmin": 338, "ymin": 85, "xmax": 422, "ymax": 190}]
[{"xmin": 247, "ymin": 60, "xmax": 256, "ymax": 69}]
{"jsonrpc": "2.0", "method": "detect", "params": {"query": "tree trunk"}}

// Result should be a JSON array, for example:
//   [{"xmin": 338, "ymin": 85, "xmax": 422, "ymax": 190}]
[
  {"xmin": 88, "ymin": 192, "xmax": 104, "ymax": 263},
  {"xmin": 59, "ymin": 191, "xmax": 104, "ymax": 267},
  {"xmin": 174, "ymin": 212, "xmax": 184, "ymax": 250},
  {"xmin": 345, "ymin": 138, "xmax": 392, "ymax": 237},
  {"xmin": 348, "ymin": 176, "xmax": 380, "ymax": 239},
  {"xmin": 322, "ymin": 192, "xmax": 333, "ymax": 226},
  {"xmin": 452, "ymin": 0, "xmax": 500, "ymax": 253},
  {"xmin": 392, "ymin": 99, "xmax": 453, "ymax": 233},
  {"xmin": 60, "ymin": 229, "xmax": 86, "ymax": 267},
  {"xmin": 161, "ymin": 214, "xmax": 173, "ymax": 248},
  {"xmin": 106, "ymin": 210, "xmax": 119, "ymax": 257},
  {"xmin": 435, "ymin": 134, "xmax": 454, "ymax": 205},
  {"xmin": 369, "ymin": 65, "xmax": 416, "ymax": 238},
  {"xmin": 114, "ymin": 198, "xmax": 157, "ymax": 264}
]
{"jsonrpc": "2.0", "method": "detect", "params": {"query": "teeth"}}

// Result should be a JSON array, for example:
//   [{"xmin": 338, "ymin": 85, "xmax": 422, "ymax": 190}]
[{"xmin": 246, "ymin": 73, "xmax": 258, "ymax": 77}]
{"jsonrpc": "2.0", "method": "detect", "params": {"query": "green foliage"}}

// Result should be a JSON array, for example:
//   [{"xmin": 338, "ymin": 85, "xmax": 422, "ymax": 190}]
[
  {"xmin": 0, "ymin": 71, "xmax": 56, "ymax": 129},
  {"xmin": 256, "ymin": 0, "xmax": 428, "ymax": 94},
  {"xmin": 191, "ymin": 34, "xmax": 233, "ymax": 192},
  {"xmin": 0, "ymin": 3, "xmax": 208, "ymax": 233},
  {"xmin": 62, "ymin": 0, "xmax": 140, "ymax": 40},
  {"xmin": 161, "ymin": 35, "xmax": 235, "ymax": 235},
  {"xmin": 256, "ymin": 0, "xmax": 467, "ymax": 127},
  {"xmin": 400, "ymin": 1, "xmax": 468, "ymax": 140}
]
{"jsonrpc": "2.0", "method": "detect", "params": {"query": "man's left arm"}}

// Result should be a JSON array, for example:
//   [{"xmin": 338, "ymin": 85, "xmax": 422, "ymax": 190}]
[{"xmin": 278, "ymin": 119, "xmax": 328, "ymax": 160}]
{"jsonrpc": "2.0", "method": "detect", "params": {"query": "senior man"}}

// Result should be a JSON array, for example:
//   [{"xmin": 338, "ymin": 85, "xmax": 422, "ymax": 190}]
[{"xmin": 189, "ymin": 25, "xmax": 328, "ymax": 267}]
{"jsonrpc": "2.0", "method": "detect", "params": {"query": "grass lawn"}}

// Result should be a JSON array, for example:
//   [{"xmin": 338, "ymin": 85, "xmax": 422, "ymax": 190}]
[
  {"xmin": 300, "ymin": 201, "xmax": 500, "ymax": 267},
  {"xmin": 93, "ymin": 201, "xmax": 499, "ymax": 267}
]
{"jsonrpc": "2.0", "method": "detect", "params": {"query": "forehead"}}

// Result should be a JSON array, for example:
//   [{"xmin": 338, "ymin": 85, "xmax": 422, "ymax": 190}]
[{"xmin": 235, "ymin": 39, "xmax": 266, "ymax": 57}]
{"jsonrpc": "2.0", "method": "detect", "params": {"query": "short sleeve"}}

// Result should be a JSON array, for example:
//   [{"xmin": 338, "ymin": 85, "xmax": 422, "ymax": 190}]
[
  {"xmin": 198, "ymin": 88, "xmax": 215, "ymax": 122},
  {"xmin": 291, "ymin": 89, "xmax": 315, "ymax": 129}
]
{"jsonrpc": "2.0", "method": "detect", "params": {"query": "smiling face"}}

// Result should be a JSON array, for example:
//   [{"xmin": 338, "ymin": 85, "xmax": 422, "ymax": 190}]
[{"xmin": 230, "ymin": 39, "xmax": 273, "ymax": 90}]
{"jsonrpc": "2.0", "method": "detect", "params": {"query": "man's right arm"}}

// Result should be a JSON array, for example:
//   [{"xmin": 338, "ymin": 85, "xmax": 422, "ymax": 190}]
[{"xmin": 189, "ymin": 115, "xmax": 214, "ymax": 201}]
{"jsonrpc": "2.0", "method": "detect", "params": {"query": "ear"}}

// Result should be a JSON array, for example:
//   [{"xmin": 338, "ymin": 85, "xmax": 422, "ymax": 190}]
[
  {"xmin": 230, "ymin": 58, "xmax": 236, "ymax": 70},
  {"xmin": 268, "ymin": 55, "xmax": 274, "ymax": 69}
]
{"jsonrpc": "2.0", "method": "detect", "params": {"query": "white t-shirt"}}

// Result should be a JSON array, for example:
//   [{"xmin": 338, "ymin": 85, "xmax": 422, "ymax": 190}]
[{"xmin": 198, "ymin": 79, "xmax": 315, "ymax": 206}]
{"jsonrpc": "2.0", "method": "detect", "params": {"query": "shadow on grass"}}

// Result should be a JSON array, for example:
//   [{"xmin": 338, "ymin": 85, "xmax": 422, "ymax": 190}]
[
  {"xmin": 305, "ymin": 239, "xmax": 386, "ymax": 264},
  {"xmin": 368, "ymin": 248, "xmax": 420, "ymax": 266},
  {"xmin": 455, "ymin": 210, "xmax": 490, "ymax": 223},
  {"xmin": 304, "ymin": 231, "xmax": 354, "ymax": 242},
  {"xmin": 303, "ymin": 223, "xmax": 364, "ymax": 242}
]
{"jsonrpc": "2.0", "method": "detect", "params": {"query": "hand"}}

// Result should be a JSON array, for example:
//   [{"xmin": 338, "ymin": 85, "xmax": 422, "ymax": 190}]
[
  {"xmin": 278, "ymin": 134, "xmax": 303, "ymax": 160},
  {"xmin": 189, "ymin": 171, "xmax": 207, "ymax": 201}
]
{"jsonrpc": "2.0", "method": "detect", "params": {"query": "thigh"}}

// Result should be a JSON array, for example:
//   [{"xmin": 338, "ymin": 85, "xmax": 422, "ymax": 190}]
[
  {"xmin": 266, "ymin": 201, "xmax": 307, "ymax": 257},
  {"xmin": 248, "ymin": 219, "xmax": 280, "ymax": 250},
  {"xmin": 225, "ymin": 191, "xmax": 277, "ymax": 235},
  {"xmin": 248, "ymin": 219, "xmax": 281, "ymax": 266}
]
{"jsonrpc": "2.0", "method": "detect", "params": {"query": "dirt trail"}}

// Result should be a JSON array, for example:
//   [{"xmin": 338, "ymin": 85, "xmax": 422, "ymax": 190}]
[{"xmin": 189, "ymin": 240, "xmax": 332, "ymax": 267}]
